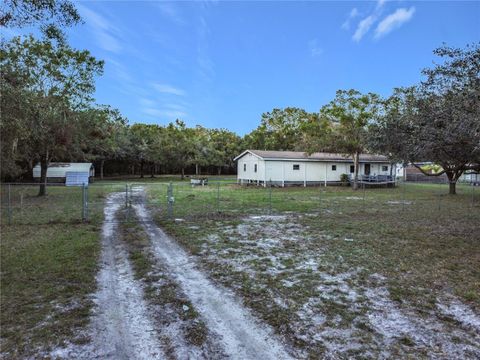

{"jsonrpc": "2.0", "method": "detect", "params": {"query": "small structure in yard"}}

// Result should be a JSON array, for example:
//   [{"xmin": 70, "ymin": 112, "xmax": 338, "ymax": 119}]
[
  {"xmin": 403, "ymin": 162, "xmax": 448, "ymax": 183},
  {"xmin": 234, "ymin": 150, "xmax": 395, "ymax": 187},
  {"xmin": 190, "ymin": 177, "xmax": 208, "ymax": 186},
  {"xmin": 460, "ymin": 171, "xmax": 480, "ymax": 185},
  {"xmin": 33, "ymin": 162, "xmax": 95, "ymax": 185}
]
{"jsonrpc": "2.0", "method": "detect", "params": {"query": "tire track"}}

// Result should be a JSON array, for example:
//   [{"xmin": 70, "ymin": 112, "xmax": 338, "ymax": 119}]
[
  {"xmin": 131, "ymin": 187, "xmax": 293, "ymax": 360},
  {"xmin": 89, "ymin": 192, "xmax": 164, "ymax": 359}
]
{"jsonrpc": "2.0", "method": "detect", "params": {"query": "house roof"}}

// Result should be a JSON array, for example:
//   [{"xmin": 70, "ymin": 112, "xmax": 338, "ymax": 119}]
[
  {"xmin": 234, "ymin": 150, "xmax": 389, "ymax": 163},
  {"xmin": 33, "ymin": 162, "xmax": 94, "ymax": 177}
]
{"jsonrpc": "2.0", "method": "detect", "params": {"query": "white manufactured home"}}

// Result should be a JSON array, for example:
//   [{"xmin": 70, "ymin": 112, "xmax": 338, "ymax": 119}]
[
  {"xmin": 234, "ymin": 150, "xmax": 394, "ymax": 187},
  {"xmin": 33, "ymin": 162, "xmax": 95, "ymax": 184}
]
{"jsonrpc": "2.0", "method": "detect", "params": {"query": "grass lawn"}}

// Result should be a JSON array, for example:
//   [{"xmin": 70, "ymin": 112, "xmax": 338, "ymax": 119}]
[
  {"xmin": 0, "ymin": 183, "xmax": 122, "ymax": 358},
  {"xmin": 148, "ymin": 182, "xmax": 480, "ymax": 358},
  {"xmin": 1, "ymin": 180, "xmax": 478, "ymax": 358}
]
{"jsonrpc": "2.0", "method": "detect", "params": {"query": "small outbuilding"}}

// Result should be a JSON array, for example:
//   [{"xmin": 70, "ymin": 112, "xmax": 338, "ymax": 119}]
[
  {"xmin": 234, "ymin": 150, "xmax": 395, "ymax": 187},
  {"xmin": 33, "ymin": 162, "xmax": 95, "ymax": 185}
]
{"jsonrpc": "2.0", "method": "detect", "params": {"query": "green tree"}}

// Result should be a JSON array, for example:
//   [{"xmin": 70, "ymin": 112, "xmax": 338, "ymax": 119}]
[
  {"xmin": 370, "ymin": 44, "xmax": 480, "ymax": 194},
  {"xmin": 0, "ymin": 35, "xmax": 103, "ymax": 195},
  {"xmin": 162, "ymin": 120, "xmax": 196, "ymax": 179},
  {"xmin": 1, "ymin": 0, "xmax": 81, "ymax": 40},
  {"xmin": 244, "ymin": 107, "xmax": 318, "ymax": 151},
  {"xmin": 80, "ymin": 106, "xmax": 129, "ymax": 179},
  {"xmin": 209, "ymin": 128, "xmax": 242, "ymax": 174},
  {"xmin": 320, "ymin": 89, "xmax": 381, "ymax": 190}
]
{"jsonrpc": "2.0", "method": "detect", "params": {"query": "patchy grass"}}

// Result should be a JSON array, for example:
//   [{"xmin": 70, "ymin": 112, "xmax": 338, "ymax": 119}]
[
  {"xmin": 120, "ymin": 217, "xmax": 215, "ymax": 355},
  {"xmin": 0, "ymin": 183, "xmax": 124, "ymax": 225},
  {"xmin": 0, "ymin": 223, "xmax": 100, "ymax": 358},
  {"xmin": 0, "ymin": 183, "xmax": 125, "ymax": 358},
  {"xmin": 155, "ymin": 183, "xmax": 480, "ymax": 358}
]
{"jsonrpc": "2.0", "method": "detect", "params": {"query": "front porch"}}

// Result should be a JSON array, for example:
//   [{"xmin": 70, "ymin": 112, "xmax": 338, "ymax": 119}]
[{"xmin": 351, "ymin": 174, "xmax": 396, "ymax": 187}]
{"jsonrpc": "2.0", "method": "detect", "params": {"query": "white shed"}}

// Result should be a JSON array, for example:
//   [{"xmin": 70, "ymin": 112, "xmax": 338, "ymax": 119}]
[
  {"xmin": 234, "ymin": 150, "xmax": 394, "ymax": 187},
  {"xmin": 33, "ymin": 162, "xmax": 95, "ymax": 183}
]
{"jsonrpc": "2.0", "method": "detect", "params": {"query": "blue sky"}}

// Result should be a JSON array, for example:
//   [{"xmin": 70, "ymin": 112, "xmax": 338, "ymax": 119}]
[{"xmin": 57, "ymin": 1, "xmax": 480, "ymax": 134}]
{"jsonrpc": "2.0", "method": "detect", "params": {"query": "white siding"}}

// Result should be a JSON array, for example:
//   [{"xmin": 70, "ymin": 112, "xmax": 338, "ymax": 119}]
[
  {"xmin": 236, "ymin": 151, "xmax": 393, "ymax": 186},
  {"xmin": 33, "ymin": 163, "xmax": 94, "ymax": 179},
  {"xmin": 237, "ymin": 153, "xmax": 264, "ymax": 182}
]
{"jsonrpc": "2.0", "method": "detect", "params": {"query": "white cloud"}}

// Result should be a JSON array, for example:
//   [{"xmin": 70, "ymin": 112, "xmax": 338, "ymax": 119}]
[
  {"xmin": 152, "ymin": 83, "xmax": 186, "ymax": 96},
  {"xmin": 350, "ymin": 0, "xmax": 387, "ymax": 42},
  {"xmin": 341, "ymin": 7, "xmax": 359, "ymax": 30},
  {"xmin": 155, "ymin": 2, "xmax": 185, "ymax": 25},
  {"xmin": 139, "ymin": 98, "xmax": 155, "ymax": 107},
  {"xmin": 76, "ymin": 3, "xmax": 123, "ymax": 53},
  {"xmin": 353, "ymin": 15, "xmax": 376, "ymax": 42},
  {"xmin": 308, "ymin": 39, "xmax": 323, "ymax": 57},
  {"xmin": 196, "ymin": 15, "xmax": 215, "ymax": 83},
  {"xmin": 375, "ymin": 7, "xmax": 416, "ymax": 38},
  {"xmin": 142, "ymin": 108, "xmax": 187, "ymax": 119},
  {"xmin": 376, "ymin": 0, "xmax": 387, "ymax": 10}
]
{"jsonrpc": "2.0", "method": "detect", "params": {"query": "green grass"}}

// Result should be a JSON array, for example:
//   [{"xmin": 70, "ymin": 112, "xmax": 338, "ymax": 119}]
[
  {"xmin": 0, "ymin": 182, "xmax": 124, "ymax": 357},
  {"xmin": 0, "ymin": 183, "xmax": 125, "ymax": 225},
  {"xmin": 120, "ymin": 218, "xmax": 209, "ymax": 349},
  {"xmin": 152, "ymin": 182, "xmax": 480, "ymax": 357},
  {"xmin": 0, "ymin": 223, "xmax": 101, "ymax": 358},
  {"xmin": 1, "ymin": 180, "xmax": 478, "ymax": 358}
]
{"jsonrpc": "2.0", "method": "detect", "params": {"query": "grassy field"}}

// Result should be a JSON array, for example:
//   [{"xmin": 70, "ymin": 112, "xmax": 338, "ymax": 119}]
[
  {"xmin": 1, "ymin": 180, "xmax": 478, "ymax": 358},
  {"xmin": 0, "ymin": 183, "xmax": 123, "ymax": 358},
  {"xmin": 149, "ymin": 182, "xmax": 480, "ymax": 358}
]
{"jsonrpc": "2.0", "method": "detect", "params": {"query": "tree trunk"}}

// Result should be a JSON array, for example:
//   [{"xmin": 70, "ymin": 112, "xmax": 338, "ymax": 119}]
[
  {"xmin": 140, "ymin": 159, "xmax": 144, "ymax": 178},
  {"xmin": 100, "ymin": 159, "xmax": 105, "ymax": 180},
  {"xmin": 38, "ymin": 155, "xmax": 48, "ymax": 196},
  {"xmin": 217, "ymin": 166, "xmax": 222, "ymax": 175},
  {"xmin": 449, "ymin": 181, "xmax": 456, "ymax": 195},
  {"xmin": 181, "ymin": 167, "xmax": 185, "ymax": 180},
  {"xmin": 446, "ymin": 171, "xmax": 457, "ymax": 195},
  {"xmin": 150, "ymin": 163, "xmax": 155, "ymax": 178},
  {"xmin": 196, "ymin": 163, "xmax": 200, "ymax": 176},
  {"xmin": 352, "ymin": 152, "xmax": 360, "ymax": 190}
]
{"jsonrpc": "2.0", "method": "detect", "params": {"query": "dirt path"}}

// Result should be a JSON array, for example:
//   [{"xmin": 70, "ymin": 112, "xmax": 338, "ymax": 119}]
[
  {"xmin": 131, "ymin": 190, "xmax": 293, "ymax": 360},
  {"xmin": 89, "ymin": 192, "xmax": 164, "ymax": 359}
]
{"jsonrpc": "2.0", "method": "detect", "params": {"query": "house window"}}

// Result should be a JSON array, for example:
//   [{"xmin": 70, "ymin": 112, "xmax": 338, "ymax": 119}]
[
  {"xmin": 254, "ymin": 164, "xmax": 257, "ymax": 173},
  {"xmin": 293, "ymin": 164, "xmax": 300, "ymax": 170},
  {"xmin": 243, "ymin": 164, "xmax": 246, "ymax": 172},
  {"xmin": 350, "ymin": 165, "xmax": 355, "ymax": 173},
  {"xmin": 382, "ymin": 165, "xmax": 388, "ymax": 171},
  {"xmin": 332, "ymin": 165, "xmax": 337, "ymax": 171}
]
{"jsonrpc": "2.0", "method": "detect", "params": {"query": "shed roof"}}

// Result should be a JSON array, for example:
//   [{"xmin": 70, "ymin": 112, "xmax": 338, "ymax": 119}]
[
  {"xmin": 33, "ymin": 162, "xmax": 94, "ymax": 178},
  {"xmin": 234, "ymin": 150, "xmax": 389, "ymax": 163}
]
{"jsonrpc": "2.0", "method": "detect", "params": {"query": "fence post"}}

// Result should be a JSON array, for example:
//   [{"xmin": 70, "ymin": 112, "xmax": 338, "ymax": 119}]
[
  {"xmin": 167, "ymin": 182, "xmax": 173, "ymax": 219},
  {"xmin": 85, "ymin": 184, "xmax": 89, "ymax": 222},
  {"xmin": 269, "ymin": 179, "xmax": 272, "ymax": 215},
  {"xmin": 472, "ymin": 183, "xmax": 475, "ymax": 208},
  {"xmin": 125, "ymin": 184, "xmax": 129, "ymax": 208},
  {"xmin": 217, "ymin": 182, "xmax": 220, "ymax": 213},
  {"xmin": 363, "ymin": 182, "xmax": 366, "ymax": 203},
  {"xmin": 319, "ymin": 184, "xmax": 322, "ymax": 211},
  {"xmin": 125, "ymin": 184, "xmax": 129, "ymax": 222},
  {"xmin": 7, "ymin": 184, "xmax": 12, "ymax": 225},
  {"xmin": 402, "ymin": 181, "xmax": 406, "ymax": 212},
  {"xmin": 82, "ymin": 184, "xmax": 86, "ymax": 222}
]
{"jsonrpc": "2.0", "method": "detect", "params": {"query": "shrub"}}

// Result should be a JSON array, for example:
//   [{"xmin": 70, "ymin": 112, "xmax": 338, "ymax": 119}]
[{"xmin": 340, "ymin": 173, "xmax": 350, "ymax": 186}]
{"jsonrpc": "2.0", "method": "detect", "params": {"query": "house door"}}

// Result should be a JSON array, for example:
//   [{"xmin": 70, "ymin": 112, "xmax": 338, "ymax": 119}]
[{"xmin": 364, "ymin": 164, "xmax": 371, "ymax": 175}]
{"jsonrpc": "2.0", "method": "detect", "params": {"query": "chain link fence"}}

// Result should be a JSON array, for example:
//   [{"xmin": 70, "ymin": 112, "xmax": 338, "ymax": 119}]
[{"xmin": 1, "ymin": 180, "xmax": 479, "ymax": 226}]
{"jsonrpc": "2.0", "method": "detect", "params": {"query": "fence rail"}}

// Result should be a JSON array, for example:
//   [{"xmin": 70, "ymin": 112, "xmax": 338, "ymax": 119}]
[{"xmin": 1, "ymin": 181, "xmax": 478, "ymax": 226}]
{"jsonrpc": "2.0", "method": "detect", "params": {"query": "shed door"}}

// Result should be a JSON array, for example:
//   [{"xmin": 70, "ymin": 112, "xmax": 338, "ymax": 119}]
[{"xmin": 364, "ymin": 164, "xmax": 371, "ymax": 175}]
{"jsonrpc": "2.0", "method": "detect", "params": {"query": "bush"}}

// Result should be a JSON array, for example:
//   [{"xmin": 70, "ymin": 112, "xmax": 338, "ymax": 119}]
[{"xmin": 340, "ymin": 173, "xmax": 350, "ymax": 186}]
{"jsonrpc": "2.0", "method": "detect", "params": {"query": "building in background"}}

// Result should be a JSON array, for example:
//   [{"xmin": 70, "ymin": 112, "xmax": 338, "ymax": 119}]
[
  {"xmin": 33, "ymin": 163, "xmax": 95, "ymax": 185},
  {"xmin": 234, "ymin": 150, "xmax": 395, "ymax": 187}
]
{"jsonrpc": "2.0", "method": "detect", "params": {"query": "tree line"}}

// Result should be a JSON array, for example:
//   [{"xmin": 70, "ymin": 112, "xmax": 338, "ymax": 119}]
[{"xmin": 1, "ymin": 1, "xmax": 479, "ymax": 194}]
